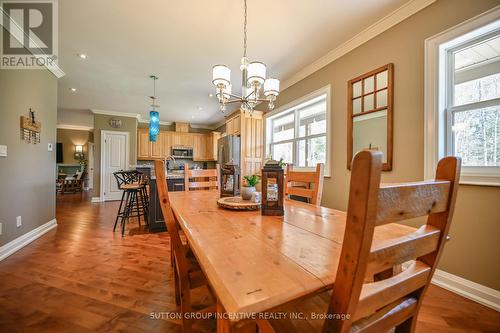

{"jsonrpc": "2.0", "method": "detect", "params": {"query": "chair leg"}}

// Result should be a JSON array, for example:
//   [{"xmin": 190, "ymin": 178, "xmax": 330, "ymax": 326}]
[
  {"xmin": 121, "ymin": 191, "xmax": 131, "ymax": 237},
  {"xmin": 113, "ymin": 191, "xmax": 126, "ymax": 232},
  {"xmin": 134, "ymin": 191, "xmax": 141, "ymax": 227},
  {"xmin": 174, "ymin": 265, "xmax": 181, "ymax": 306},
  {"xmin": 179, "ymin": 280, "xmax": 193, "ymax": 333}
]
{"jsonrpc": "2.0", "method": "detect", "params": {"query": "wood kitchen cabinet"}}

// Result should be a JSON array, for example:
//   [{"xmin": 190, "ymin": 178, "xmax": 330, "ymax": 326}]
[
  {"xmin": 137, "ymin": 128, "xmax": 219, "ymax": 161},
  {"xmin": 193, "ymin": 134, "xmax": 206, "ymax": 161},
  {"xmin": 222, "ymin": 110, "xmax": 263, "ymax": 177},
  {"xmin": 137, "ymin": 128, "xmax": 150, "ymax": 159},
  {"xmin": 150, "ymin": 131, "xmax": 165, "ymax": 158}
]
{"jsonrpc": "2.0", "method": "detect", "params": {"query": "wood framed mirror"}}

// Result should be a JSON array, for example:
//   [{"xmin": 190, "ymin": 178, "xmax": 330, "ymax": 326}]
[{"xmin": 347, "ymin": 63, "xmax": 393, "ymax": 171}]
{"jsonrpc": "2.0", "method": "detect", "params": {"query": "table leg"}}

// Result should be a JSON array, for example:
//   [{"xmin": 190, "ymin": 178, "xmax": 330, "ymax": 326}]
[{"xmin": 216, "ymin": 301, "xmax": 257, "ymax": 333}]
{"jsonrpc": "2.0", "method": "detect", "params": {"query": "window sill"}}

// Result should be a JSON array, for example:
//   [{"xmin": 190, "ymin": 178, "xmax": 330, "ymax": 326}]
[{"xmin": 459, "ymin": 172, "xmax": 500, "ymax": 187}]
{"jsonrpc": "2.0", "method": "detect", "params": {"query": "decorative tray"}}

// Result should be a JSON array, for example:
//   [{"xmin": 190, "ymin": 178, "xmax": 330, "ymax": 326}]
[{"xmin": 217, "ymin": 196, "xmax": 261, "ymax": 211}]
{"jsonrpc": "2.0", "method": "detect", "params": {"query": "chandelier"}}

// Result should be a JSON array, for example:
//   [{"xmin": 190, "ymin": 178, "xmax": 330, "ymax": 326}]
[{"xmin": 211, "ymin": 0, "xmax": 280, "ymax": 114}]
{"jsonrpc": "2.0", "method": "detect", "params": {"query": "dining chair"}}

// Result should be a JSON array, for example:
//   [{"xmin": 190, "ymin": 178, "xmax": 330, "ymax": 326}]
[
  {"xmin": 184, "ymin": 164, "xmax": 220, "ymax": 191},
  {"xmin": 154, "ymin": 160, "xmax": 215, "ymax": 333},
  {"xmin": 263, "ymin": 150, "xmax": 460, "ymax": 333},
  {"xmin": 285, "ymin": 163, "xmax": 324, "ymax": 205}
]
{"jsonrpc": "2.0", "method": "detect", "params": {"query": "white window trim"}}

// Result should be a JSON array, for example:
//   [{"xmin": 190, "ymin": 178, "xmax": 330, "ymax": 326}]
[
  {"xmin": 424, "ymin": 6, "xmax": 500, "ymax": 186},
  {"xmin": 264, "ymin": 85, "xmax": 332, "ymax": 177}
]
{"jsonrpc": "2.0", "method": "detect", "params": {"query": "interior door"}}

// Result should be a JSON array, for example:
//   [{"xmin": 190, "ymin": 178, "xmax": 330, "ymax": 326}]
[
  {"xmin": 102, "ymin": 131, "xmax": 128, "ymax": 201},
  {"xmin": 87, "ymin": 142, "xmax": 94, "ymax": 189}
]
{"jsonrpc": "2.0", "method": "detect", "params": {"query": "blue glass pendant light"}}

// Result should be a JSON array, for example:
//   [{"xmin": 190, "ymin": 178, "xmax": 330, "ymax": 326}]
[{"xmin": 149, "ymin": 75, "xmax": 160, "ymax": 142}]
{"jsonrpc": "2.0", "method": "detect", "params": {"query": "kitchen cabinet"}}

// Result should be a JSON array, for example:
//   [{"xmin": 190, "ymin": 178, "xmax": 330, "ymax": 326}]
[
  {"xmin": 193, "ymin": 134, "xmax": 207, "ymax": 161},
  {"xmin": 150, "ymin": 131, "xmax": 165, "ymax": 158},
  {"xmin": 137, "ymin": 128, "xmax": 150, "ymax": 159},
  {"xmin": 222, "ymin": 110, "xmax": 263, "ymax": 177},
  {"xmin": 137, "ymin": 128, "xmax": 219, "ymax": 161},
  {"xmin": 225, "ymin": 114, "xmax": 241, "ymax": 135},
  {"xmin": 172, "ymin": 132, "xmax": 194, "ymax": 147}
]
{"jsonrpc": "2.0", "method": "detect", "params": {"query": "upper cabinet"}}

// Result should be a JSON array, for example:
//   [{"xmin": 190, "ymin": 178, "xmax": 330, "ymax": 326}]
[
  {"xmin": 137, "ymin": 128, "xmax": 220, "ymax": 161},
  {"xmin": 137, "ymin": 128, "xmax": 150, "ymax": 159},
  {"xmin": 226, "ymin": 114, "xmax": 241, "ymax": 135}
]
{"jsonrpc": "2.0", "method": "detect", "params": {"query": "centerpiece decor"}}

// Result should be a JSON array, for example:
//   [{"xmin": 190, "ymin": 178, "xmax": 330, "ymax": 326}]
[
  {"xmin": 242, "ymin": 174, "xmax": 259, "ymax": 200},
  {"xmin": 220, "ymin": 162, "xmax": 241, "ymax": 198},
  {"xmin": 261, "ymin": 160, "xmax": 284, "ymax": 216}
]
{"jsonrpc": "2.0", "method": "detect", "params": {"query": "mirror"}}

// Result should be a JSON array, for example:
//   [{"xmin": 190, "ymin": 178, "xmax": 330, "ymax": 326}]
[{"xmin": 348, "ymin": 64, "xmax": 393, "ymax": 170}]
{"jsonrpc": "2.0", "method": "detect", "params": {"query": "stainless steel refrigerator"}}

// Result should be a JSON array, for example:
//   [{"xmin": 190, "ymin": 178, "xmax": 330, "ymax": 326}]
[{"xmin": 217, "ymin": 135, "xmax": 240, "ymax": 166}]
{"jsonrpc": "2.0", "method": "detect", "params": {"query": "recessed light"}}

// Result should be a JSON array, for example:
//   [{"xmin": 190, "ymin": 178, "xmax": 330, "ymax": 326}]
[
  {"xmin": 191, "ymin": 115, "xmax": 195, "ymax": 119},
  {"xmin": 69, "ymin": 88, "xmax": 77, "ymax": 92},
  {"xmin": 77, "ymin": 53, "xmax": 87, "ymax": 59},
  {"xmin": 208, "ymin": 93, "xmax": 213, "ymax": 98},
  {"xmin": 197, "ymin": 106, "xmax": 203, "ymax": 111}
]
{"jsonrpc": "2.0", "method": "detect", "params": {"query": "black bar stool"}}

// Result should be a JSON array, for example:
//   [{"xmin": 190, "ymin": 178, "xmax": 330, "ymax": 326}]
[{"xmin": 113, "ymin": 171, "xmax": 149, "ymax": 236}]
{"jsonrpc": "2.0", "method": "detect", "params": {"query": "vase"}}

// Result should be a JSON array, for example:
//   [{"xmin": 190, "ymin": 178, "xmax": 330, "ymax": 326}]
[{"xmin": 241, "ymin": 186, "xmax": 256, "ymax": 200}]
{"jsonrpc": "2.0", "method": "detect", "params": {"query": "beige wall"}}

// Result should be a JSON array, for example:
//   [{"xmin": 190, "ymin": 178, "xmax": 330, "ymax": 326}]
[
  {"xmin": 273, "ymin": 0, "xmax": 500, "ymax": 290},
  {"xmin": 0, "ymin": 69, "xmax": 58, "ymax": 246},
  {"xmin": 56, "ymin": 128, "xmax": 92, "ymax": 164},
  {"xmin": 93, "ymin": 115, "xmax": 137, "ymax": 197}
]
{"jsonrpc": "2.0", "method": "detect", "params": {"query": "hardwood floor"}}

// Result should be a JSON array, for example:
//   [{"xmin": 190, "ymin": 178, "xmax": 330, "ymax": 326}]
[{"xmin": 0, "ymin": 193, "xmax": 498, "ymax": 332}]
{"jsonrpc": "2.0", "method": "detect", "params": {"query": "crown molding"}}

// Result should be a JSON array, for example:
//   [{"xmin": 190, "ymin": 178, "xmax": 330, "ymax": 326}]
[
  {"xmin": 281, "ymin": 0, "xmax": 437, "ymax": 90},
  {"xmin": 56, "ymin": 124, "xmax": 93, "ymax": 131},
  {"xmin": 90, "ymin": 109, "xmax": 141, "ymax": 120}
]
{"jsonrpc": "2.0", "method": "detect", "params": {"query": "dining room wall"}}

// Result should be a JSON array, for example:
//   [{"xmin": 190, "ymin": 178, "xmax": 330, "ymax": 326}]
[
  {"xmin": 272, "ymin": 0, "xmax": 500, "ymax": 290},
  {"xmin": 0, "ymin": 68, "xmax": 58, "ymax": 247}
]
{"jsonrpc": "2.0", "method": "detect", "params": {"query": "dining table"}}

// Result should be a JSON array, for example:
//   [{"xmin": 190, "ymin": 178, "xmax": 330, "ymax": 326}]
[{"xmin": 168, "ymin": 190, "xmax": 417, "ymax": 332}]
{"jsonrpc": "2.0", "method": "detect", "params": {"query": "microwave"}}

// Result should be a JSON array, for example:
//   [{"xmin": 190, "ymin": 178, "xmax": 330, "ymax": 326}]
[{"xmin": 171, "ymin": 146, "xmax": 193, "ymax": 159}]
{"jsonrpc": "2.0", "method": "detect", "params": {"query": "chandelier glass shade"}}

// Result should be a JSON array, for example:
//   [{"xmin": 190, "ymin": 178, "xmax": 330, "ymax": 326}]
[
  {"xmin": 211, "ymin": 0, "xmax": 279, "ymax": 114},
  {"xmin": 148, "ymin": 75, "xmax": 160, "ymax": 142},
  {"xmin": 149, "ymin": 110, "xmax": 159, "ymax": 142}
]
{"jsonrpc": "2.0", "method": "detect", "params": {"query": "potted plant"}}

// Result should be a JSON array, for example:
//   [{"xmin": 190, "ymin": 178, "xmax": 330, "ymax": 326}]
[{"xmin": 242, "ymin": 175, "xmax": 259, "ymax": 200}]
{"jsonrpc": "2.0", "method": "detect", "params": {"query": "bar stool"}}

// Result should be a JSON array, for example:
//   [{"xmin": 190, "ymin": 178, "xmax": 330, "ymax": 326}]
[{"xmin": 113, "ymin": 171, "xmax": 149, "ymax": 236}]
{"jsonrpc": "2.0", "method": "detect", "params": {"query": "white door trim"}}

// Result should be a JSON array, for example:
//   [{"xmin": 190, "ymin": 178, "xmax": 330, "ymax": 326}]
[{"xmin": 100, "ymin": 130, "xmax": 130, "ymax": 201}]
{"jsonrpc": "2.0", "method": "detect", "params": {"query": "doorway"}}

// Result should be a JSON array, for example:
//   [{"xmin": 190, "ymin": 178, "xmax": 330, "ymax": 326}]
[{"xmin": 100, "ymin": 131, "xmax": 129, "ymax": 201}]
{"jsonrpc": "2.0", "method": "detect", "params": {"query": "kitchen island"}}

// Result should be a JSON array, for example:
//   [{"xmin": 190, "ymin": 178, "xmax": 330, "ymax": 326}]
[{"xmin": 136, "ymin": 166, "xmax": 185, "ymax": 233}]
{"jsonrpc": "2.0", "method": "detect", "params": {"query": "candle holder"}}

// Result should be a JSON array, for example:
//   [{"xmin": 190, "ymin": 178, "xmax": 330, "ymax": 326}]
[
  {"xmin": 261, "ymin": 160, "xmax": 284, "ymax": 216},
  {"xmin": 220, "ymin": 162, "xmax": 240, "ymax": 197}
]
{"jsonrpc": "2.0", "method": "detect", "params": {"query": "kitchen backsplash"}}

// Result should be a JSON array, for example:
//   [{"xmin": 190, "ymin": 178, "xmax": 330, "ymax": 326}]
[{"xmin": 136, "ymin": 159, "xmax": 216, "ymax": 170}]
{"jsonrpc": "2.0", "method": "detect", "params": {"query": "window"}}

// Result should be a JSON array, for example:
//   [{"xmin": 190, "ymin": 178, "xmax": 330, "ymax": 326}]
[
  {"xmin": 448, "ymin": 36, "xmax": 500, "ymax": 168},
  {"xmin": 425, "ymin": 9, "xmax": 500, "ymax": 185},
  {"xmin": 265, "ymin": 86, "xmax": 330, "ymax": 176}
]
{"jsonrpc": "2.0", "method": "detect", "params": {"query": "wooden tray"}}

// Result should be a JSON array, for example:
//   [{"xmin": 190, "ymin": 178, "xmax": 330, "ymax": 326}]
[{"xmin": 217, "ymin": 196, "xmax": 261, "ymax": 211}]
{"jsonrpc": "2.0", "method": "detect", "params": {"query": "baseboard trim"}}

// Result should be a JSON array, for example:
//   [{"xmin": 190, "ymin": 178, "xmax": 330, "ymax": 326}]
[
  {"xmin": 91, "ymin": 197, "xmax": 102, "ymax": 203},
  {"xmin": 432, "ymin": 269, "xmax": 500, "ymax": 311},
  {"xmin": 0, "ymin": 219, "xmax": 57, "ymax": 261}
]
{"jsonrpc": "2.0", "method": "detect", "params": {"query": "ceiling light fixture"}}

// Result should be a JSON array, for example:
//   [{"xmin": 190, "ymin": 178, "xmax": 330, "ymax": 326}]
[
  {"xmin": 211, "ymin": 0, "xmax": 279, "ymax": 115},
  {"xmin": 69, "ymin": 88, "xmax": 77, "ymax": 92},
  {"xmin": 148, "ymin": 75, "xmax": 160, "ymax": 142},
  {"xmin": 77, "ymin": 53, "xmax": 87, "ymax": 59}
]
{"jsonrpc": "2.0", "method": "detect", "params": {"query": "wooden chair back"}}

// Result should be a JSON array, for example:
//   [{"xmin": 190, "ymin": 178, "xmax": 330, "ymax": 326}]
[
  {"xmin": 285, "ymin": 163, "xmax": 324, "ymax": 205},
  {"xmin": 323, "ymin": 150, "xmax": 460, "ymax": 333},
  {"xmin": 154, "ymin": 160, "xmax": 189, "ymax": 279},
  {"xmin": 184, "ymin": 164, "xmax": 220, "ymax": 191}
]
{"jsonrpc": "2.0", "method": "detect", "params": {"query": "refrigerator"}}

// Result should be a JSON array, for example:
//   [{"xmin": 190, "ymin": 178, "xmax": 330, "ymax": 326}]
[{"xmin": 217, "ymin": 135, "xmax": 240, "ymax": 166}]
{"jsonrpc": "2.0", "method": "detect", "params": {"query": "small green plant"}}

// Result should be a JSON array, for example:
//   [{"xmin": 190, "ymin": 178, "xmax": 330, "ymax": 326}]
[{"xmin": 243, "ymin": 175, "xmax": 259, "ymax": 187}]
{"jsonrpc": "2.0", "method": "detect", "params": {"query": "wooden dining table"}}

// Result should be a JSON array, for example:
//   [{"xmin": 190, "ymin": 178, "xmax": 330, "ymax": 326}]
[{"xmin": 168, "ymin": 190, "xmax": 417, "ymax": 332}]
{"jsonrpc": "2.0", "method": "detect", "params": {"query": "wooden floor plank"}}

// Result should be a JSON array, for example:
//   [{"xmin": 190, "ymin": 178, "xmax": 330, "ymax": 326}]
[{"xmin": 0, "ymin": 192, "xmax": 497, "ymax": 332}]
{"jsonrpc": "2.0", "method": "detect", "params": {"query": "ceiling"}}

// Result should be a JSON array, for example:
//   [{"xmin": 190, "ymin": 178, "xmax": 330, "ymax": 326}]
[{"xmin": 58, "ymin": 0, "xmax": 412, "ymax": 126}]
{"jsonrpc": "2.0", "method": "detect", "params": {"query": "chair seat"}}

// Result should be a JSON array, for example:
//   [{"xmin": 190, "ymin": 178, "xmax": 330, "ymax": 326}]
[{"xmin": 121, "ymin": 183, "xmax": 143, "ymax": 190}]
